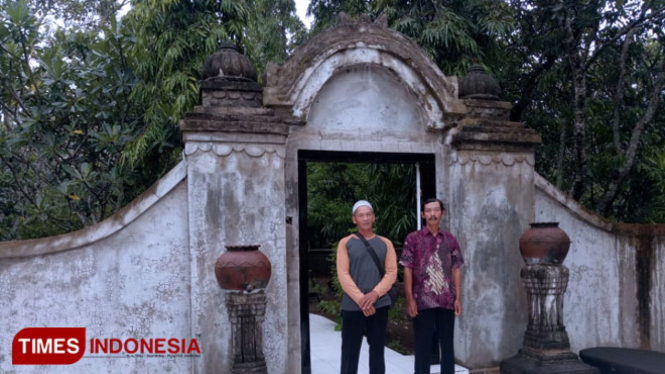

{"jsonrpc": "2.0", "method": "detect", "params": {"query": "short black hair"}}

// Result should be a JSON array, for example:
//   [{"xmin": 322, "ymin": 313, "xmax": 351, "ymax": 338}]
[{"xmin": 421, "ymin": 198, "xmax": 445, "ymax": 212}]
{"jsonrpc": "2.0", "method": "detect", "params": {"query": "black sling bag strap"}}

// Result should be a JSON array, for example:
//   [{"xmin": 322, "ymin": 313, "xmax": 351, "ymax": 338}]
[
  {"xmin": 355, "ymin": 232, "xmax": 385, "ymax": 277},
  {"xmin": 355, "ymin": 232, "xmax": 399, "ymax": 305}
]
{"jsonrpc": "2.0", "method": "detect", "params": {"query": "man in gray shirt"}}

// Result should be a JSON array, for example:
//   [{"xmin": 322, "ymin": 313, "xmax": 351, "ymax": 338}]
[{"xmin": 336, "ymin": 200, "xmax": 397, "ymax": 374}]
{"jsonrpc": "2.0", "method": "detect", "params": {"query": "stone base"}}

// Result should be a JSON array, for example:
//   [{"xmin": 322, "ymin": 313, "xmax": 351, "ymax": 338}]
[
  {"xmin": 231, "ymin": 361, "xmax": 268, "ymax": 374},
  {"xmin": 580, "ymin": 347, "xmax": 665, "ymax": 374},
  {"xmin": 522, "ymin": 329, "xmax": 570, "ymax": 350},
  {"xmin": 500, "ymin": 348, "xmax": 599, "ymax": 374}
]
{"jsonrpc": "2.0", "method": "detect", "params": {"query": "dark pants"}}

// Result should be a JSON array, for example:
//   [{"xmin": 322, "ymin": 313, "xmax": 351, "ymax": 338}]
[
  {"xmin": 340, "ymin": 306, "xmax": 389, "ymax": 374},
  {"xmin": 413, "ymin": 308, "xmax": 455, "ymax": 374}
]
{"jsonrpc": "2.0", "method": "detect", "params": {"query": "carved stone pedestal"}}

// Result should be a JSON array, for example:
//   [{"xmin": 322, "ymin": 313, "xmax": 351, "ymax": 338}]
[
  {"xmin": 227, "ymin": 292, "xmax": 268, "ymax": 374},
  {"xmin": 500, "ymin": 265, "xmax": 598, "ymax": 374}
]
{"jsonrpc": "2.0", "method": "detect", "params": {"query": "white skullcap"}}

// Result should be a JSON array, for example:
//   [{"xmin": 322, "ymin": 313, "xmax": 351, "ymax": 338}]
[{"xmin": 352, "ymin": 200, "xmax": 373, "ymax": 215}]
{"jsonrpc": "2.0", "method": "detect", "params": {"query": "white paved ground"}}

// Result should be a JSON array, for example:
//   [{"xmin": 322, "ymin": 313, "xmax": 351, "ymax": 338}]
[{"xmin": 309, "ymin": 313, "xmax": 469, "ymax": 374}]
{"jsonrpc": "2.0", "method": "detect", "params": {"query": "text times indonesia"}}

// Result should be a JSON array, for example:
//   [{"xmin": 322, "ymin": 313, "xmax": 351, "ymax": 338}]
[{"xmin": 12, "ymin": 327, "xmax": 201, "ymax": 365}]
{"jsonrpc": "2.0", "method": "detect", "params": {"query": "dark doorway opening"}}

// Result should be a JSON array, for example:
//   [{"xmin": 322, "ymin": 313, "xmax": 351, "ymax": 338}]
[{"xmin": 297, "ymin": 150, "xmax": 436, "ymax": 374}]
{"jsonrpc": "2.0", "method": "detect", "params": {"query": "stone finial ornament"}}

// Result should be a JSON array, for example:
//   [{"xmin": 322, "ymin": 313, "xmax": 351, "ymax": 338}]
[
  {"xmin": 374, "ymin": 14, "xmax": 388, "ymax": 27},
  {"xmin": 458, "ymin": 64, "xmax": 502, "ymax": 100},
  {"xmin": 197, "ymin": 41, "xmax": 263, "ymax": 108},
  {"xmin": 201, "ymin": 41, "xmax": 258, "ymax": 82},
  {"xmin": 337, "ymin": 12, "xmax": 380, "ymax": 26},
  {"xmin": 337, "ymin": 12, "xmax": 355, "ymax": 25}
]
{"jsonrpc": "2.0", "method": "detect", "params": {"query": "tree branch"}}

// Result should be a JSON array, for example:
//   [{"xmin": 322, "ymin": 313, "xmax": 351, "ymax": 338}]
[
  {"xmin": 1, "ymin": 81, "xmax": 32, "ymax": 117},
  {"xmin": 0, "ymin": 42, "xmax": 23, "ymax": 61},
  {"xmin": 17, "ymin": 25, "xmax": 41, "ymax": 99},
  {"xmin": 611, "ymin": 27, "xmax": 637, "ymax": 155},
  {"xmin": 584, "ymin": 5, "xmax": 665, "ymax": 71},
  {"xmin": 0, "ymin": 102, "xmax": 18, "ymax": 130},
  {"xmin": 0, "ymin": 155, "xmax": 37, "ymax": 208},
  {"xmin": 556, "ymin": 120, "xmax": 567, "ymax": 189},
  {"xmin": 598, "ymin": 51, "xmax": 665, "ymax": 215},
  {"xmin": 562, "ymin": 3, "xmax": 588, "ymax": 200}
]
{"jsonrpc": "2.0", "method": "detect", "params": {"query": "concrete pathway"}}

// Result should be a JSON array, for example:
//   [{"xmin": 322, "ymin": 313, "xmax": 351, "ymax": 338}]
[{"xmin": 309, "ymin": 313, "xmax": 469, "ymax": 374}]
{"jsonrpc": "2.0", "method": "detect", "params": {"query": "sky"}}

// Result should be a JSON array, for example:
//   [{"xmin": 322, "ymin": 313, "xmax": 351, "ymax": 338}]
[{"xmin": 294, "ymin": 0, "xmax": 313, "ymax": 29}]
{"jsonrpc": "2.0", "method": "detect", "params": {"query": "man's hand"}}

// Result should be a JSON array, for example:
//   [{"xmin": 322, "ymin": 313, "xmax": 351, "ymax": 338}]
[
  {"xmin": 362, "ymin": 305, "xmax": 376, "ymax": 317},
  {"xmin": 454, "ymin": 298, "xmax": 462, "ymax": 316},
  {"xmin": 360, "ymin": 290, "xmax": 379, "ymax": 310},
  {"xmin": 406, "ymin": 298, "xmax": 418, "ymax": 318}
]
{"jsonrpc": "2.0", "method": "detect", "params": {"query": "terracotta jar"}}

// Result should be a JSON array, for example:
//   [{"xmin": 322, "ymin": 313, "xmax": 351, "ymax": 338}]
[
  {"xmin": 215, "ymin": 245, "xmax": 271, "ymax": 291},
  {"xmin": 519, "ymin": 222, "xmax": 571, "ymax": 265}
]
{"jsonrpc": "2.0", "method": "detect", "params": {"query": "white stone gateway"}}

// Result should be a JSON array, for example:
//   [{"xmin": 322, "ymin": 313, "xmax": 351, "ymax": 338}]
[{"xmin": 1, "ymin": 13, "xmax": 664, "ymax": 374}]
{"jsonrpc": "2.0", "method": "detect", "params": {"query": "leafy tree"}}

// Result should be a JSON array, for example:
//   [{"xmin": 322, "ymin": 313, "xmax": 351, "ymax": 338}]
[
  {"xmin": 21, "ymin": 0, "xmax": 130, "ymax": 30},
  {"xmin": 554, "ymin": 0, "xmax": 664, "ymax": 208},
  {"xmin": 1, "ymin": 0, "xmax": 304, "ymax": 239},
  {"xmin": 308, "ymin": 0, "xmax": 515, "ymax": 75},
  {"xmin": 307, "ymin": 0, "xmax": 371, "ymax": 33},
  {"xmin": 0, "ymin": 1, "xmax": 142, "ymax": 239},
  {"xmin": 119, "ymin": 0, "xmax": 252, "ymax": 169},
  {"xmin": 246, "ymin": 0, "xmax": 308, "ymax": 70},
  {"xmin": 500, "ymin": 0, "xmax": 665, "ymax": 220},
  {"xmin": 307, "ymin": 162, "xmax": 417, "ymax": 249},
  {"xmin": 121, "ymin": 0, "xmax": 305, "ymax": 169},
  {"xmin": 639, "ymin": 148, "xmax": 665, "ymax": 223},
  {"xmin": 307, "ymin": 163, "xmax": 364, "ymax": 249},
  {"xmin": 379, "ymin": 0, "xmax": 514, "ymax": 75}
]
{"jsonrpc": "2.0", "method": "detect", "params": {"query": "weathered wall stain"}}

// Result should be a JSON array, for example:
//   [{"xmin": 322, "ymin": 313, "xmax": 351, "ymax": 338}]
[{"xmin": 635, "ymin": 234, "xmax": 654, "ymax": 349}]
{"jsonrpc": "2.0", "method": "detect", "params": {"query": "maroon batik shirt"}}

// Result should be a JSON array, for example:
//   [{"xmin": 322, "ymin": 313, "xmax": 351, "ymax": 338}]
[{"xmin": 400, "ymin": 227, "xmax": 464, "ymax": 311}]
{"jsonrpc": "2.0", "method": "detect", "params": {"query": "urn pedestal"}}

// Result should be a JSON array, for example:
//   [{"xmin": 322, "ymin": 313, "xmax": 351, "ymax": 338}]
[
  {"xmin": 500, "ymin": 223, "xmax": 598, "ymax": 374},
  {"xmin": 215, "ymin": 245, "xmax": 271, "ymax": 374}
]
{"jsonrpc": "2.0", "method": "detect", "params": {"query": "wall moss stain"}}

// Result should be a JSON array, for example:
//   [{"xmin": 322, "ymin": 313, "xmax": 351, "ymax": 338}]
[{"xmin": 635, "ymin": 235, "xmax": 654, "ymax": 349}]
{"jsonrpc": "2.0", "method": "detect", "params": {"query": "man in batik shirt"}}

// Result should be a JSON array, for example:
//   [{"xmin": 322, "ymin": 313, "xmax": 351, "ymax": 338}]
[{"xmin": 400, "ymin": 198, "xmax": 464, "ymax": 374}]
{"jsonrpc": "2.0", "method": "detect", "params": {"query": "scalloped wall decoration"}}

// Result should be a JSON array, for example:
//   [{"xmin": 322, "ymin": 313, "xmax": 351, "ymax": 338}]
[
  {"xmin": 449, "ymin": 153, "xmax": 535, "ymax": 167},
  {"xmin": 184, "ymin": 143, "xmax": 286, "ymax": 158}
]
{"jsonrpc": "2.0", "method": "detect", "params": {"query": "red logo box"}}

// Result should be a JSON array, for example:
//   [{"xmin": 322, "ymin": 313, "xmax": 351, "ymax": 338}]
[{"xmin": 12, "ymin": 327, "xmax": 86, "ymax": 365}]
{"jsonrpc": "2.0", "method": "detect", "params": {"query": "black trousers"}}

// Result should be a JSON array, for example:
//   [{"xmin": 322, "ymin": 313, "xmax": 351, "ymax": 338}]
[
  {"xmin": 340, "ymin": 306, "xmax": 389, "ymax": 374},
  {"xmin": 413, "ymin": 307, "xmax": 455, "ymax": 374}
]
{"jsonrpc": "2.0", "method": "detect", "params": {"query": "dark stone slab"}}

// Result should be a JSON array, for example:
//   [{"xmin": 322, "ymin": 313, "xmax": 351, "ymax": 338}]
[
  {"xmin": 500, "ymin": 348, "xmax": 599, "ymax": 374},
  {"xmin": 579, "ymin": 347, "xmax": 665, "ymax": 374}
]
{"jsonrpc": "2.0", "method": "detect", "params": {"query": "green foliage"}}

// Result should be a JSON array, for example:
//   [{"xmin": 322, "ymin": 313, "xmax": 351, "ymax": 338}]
[
  {"xmin": 1, "ymin": 0, "xmax": 302, "ymax": 239},
  {"xmin": 119, "ymin": 0, "xmax": 304, "ymax": 172},
  {"xmin": 388, "ymin": 296, "xmax": 405, "ymax": 320},
  {"xmin": 384, "ymin": 0, "xmax": 515, "ymax": 75},
  {"xmin": 362, "ymin": 163, "xmax": 417, "ymax": 243},
  {"xmin": 308, "ymin": 0, "xmax": 372, "ymax": 33},
  {"xmin": 386, "ymin": 336, "xmax": 407, "ymax": 355},
  {"xmin": 307, "ymin": 163, "xmax": 364, "ymax": 249},
  {"xmin": 0, "ymin": 1, "xmax": 145, "ymax": 239},
  {"xmin": 638, "ymin": 149, "xmax": 665, "ymax": 223},
  {"xmin": 307, "ymin": 162, "xmax": 417, "ymax": 249},
  {"xmin": 498, "ymin": 0, "xmax": 665, "ymax": 221},
  {"xmin": 317, "ymin": 248, "xmax": 344, "ymax": 330},
  {"xmin": 308, "ymin": 0, "xmax": 515, "ymax": 75},
  {"xmin": 120, "ymin": 0, "xmax": 252, "ymax": 169},
  {"xmin": 14, "ymin": 0, "xmax": 130, "ymax": 30},
  {"xmin": 245, "ymin": 0, "xmax": 307, "ymax": 76},
  {"xmin": 318, "ymin": 300, "xmax": 343, "ymax": 331}
]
